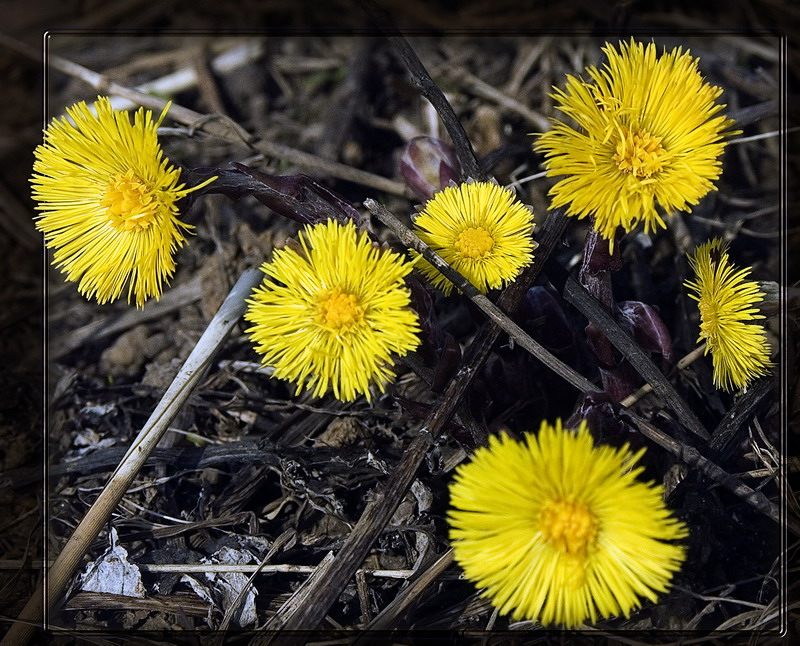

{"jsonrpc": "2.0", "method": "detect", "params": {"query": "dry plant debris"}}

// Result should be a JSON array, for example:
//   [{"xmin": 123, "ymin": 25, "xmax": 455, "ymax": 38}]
[{"xmin": 0, "ymin": 17, "xmax": 791, "ymax": 644}]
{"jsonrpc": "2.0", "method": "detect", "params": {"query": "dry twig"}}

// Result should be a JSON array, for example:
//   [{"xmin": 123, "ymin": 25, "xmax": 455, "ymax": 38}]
[
  {"xmin": 0, "ymin": 34, "xmax": 408, "ymax": 197},
  {"xmin": 263, "ymin": 207, "xmax": 571, "ymax": 640},
  {"xmin": 2, "ymin": 270, "xmax": 263, "ymax": 646}
]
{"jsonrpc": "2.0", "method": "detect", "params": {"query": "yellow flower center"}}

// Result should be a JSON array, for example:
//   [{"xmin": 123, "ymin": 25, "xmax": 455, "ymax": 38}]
[
  {"xmin": 102, "ymin": 170, "xmax": 160, "ymax": 231},
  {"xmin": 317, "ymin": 288, "xmax": 364, "ymax": 331},
  {"xmin": 613, "ymin": 127, "xmax": 666, "ymax": 178},
  {"xmin": 539, "ymin": 499, "xmax": 598, "ymax": 557},
  {"xmin": 454, "ymin": 227, "xmax": 494, "ymax": 259}
]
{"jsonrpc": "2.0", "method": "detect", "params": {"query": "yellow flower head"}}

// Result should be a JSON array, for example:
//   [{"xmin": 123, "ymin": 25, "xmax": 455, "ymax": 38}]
[
  {"xmin": 534, "ymin": 39, "xmax": 736, "ymax": 247},
  {"xmin": 245, "ymin": 219, "xmax": 421, "ymax": 402},
  {"xmin": 685, "ymin": 238, "xmax": 772, "ymax": 391},
  {"xmin": 31, "ymin": 97, "xmax": 214, "ymax": 307},
  {"xmin": 448, "ymin": 418, "xmax": 688, "ymax": 628},
  {"xmin": 412, "ymin": 181, "xmax": 535, "ymax": 295}
]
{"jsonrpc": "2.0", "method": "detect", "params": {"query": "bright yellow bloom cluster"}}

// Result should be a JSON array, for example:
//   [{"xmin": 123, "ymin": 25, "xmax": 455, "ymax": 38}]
[
  {"xmin": 448, "ymin": 418, "xmax": 688, "ymax": 628},
  {"xmin": 685, "ymin": 238, "xmax": 772, "ymax": 391},
  {"xmin": 245, "ymin": 219, "xmax": 421, "ymax": 402},
  {"xmin": 412, "ymin": 181, "xmax": 535, "ymax": 295},
  {"xmin": 534, "ymin": 39, "xmax": 736, "ymax": 247},
  {"xmin": 31, "ymin": 97, "xmax": 213, "ymax": 307}
]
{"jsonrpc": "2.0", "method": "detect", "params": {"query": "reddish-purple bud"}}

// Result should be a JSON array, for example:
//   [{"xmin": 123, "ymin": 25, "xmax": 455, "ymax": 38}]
[
  {"xmin": 567, "ymin": 391, "xmax": 640, "ymax": 445},
  {"xmin": 399, "ymin": 136, "xmax": 461, "ymax": 202},
  {"xmin": 618, "ymin": 300, "xmax": 674, "ymax": 364},
  {"xmin": 185, "ymin": 164, "xmax": 362, "ymax": 227}
]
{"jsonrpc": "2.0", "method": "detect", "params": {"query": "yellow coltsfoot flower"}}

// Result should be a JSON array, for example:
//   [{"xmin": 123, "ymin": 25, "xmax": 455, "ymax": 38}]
[
  {"xmin": 448, "ymin": 418, "xmax": 688, "ymax": 628},
  {"xmin": 412, "ymin": 181, "xmax": 535, "ymax": 295},
  {"xmin": 31, "ymin": 96, "xmax": 214, "ymax": 307},
  {"xmin": 534, "ymin": 39, "xmax": 736, "ymax": 247},
  {"xmin": 245, "ymin": 219, "xmax": 421, "ymax": 402},
  {"xmin": 685, "ymin": 238, "xmax": 772, "ymax": 391}
]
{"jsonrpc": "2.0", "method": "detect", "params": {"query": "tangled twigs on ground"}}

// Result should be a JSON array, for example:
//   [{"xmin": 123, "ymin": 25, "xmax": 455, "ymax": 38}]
[
  {"xmin": 623, "ymin": 410, "xmax": 792, "ymax": 534},
  {"xmin": 262, "ymin": 207, "xmax": 571, "ymax": 640},
  {"xmin": 0, "ymin": 34, "xmax": 408, "ymax": 197},
  {"xmin": 1, "ymin": 270, "xmax": 263, "ymax": 646},
  {"xmin": 360, "ymin": 0, "xmax": 485, "ymax": 180}
]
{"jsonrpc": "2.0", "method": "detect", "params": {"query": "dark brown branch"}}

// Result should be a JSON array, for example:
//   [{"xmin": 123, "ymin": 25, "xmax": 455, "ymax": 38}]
[
  {"xmin": 545, "ymin": 258, "xmax": 710, "ymax": 441},
  {"xmin": 624, "ymin": 410, "xmax": 797, "ymax": 536},
  {"xmin": 709, "ymin": 378, "xmax": 774, "ymax": 458},
  {"xmin": 3, "ymin": 440, "xmax": 378, "ymax": 490},
  {"xmin": 388, "ymin": 36, "xmax": 484, "ymax": 181},
  {"xmin": 359, "ymin": 0, "xmax": 483, "ymax": 181},
  {"xmin": 264, "ymin": 208, "xmax": 570, "ymax": 640},
  {"xmin": 366, "ymin": 199, "xmax": 597, "ymax": 394}
]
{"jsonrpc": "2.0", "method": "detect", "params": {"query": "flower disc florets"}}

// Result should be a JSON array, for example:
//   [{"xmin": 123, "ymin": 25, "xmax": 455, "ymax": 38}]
[
  {"xmin": 31, "ymin": 96, "xmax": 214, "ymax": 306},
  {"xmin": 534, "ymin": 39, "xmax": 736, "ymax": 247},
  {"xmin": 448, "ymin": 418, "xmax": 688, "ymax": 627},
  {"xmin": 245, "ymin": 219, "xmax": 421, "ymax": 402}
]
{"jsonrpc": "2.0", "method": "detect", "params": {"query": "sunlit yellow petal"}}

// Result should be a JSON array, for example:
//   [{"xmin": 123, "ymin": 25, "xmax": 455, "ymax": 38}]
[
  {"xmin": 31, "ymin": 96, "xmax": 214, "ymax": 307},
  {"xmin": 685, "ymin": 238, "xmax": 772, "ymax": 391},
  {"xmin": 534, "ymin": 39, "xmax": 736, "ymax": 247},
  {"xmin": 448, "ymin": 418, "xmax": 688, "ymax": 628},
  {"xmin": 411, "ymin": 181, "xmax": 535, "ymax": 295},
  {"xmin": 245, "ymin": 219, "xmax": 421, "ymax": 403}
]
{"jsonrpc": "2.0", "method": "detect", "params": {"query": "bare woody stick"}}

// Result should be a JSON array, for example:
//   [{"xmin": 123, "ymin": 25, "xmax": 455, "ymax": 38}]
[
  {"xmin": 257, "ymin": 367, "xmax": 464, "ymax": 643},
  {"xmin": 364, "ymin": 199, "xmax": 596, "ymax": 394},
  {"xmin": 367, "ymin": 198, "xmax": 793, "ymax": 533},
  {"xmin": 357, "ymin": 0, "xmax": 485, "ymax": 182},
  {"xmin": 2, "ymin": 269, "xmax": 263, "ymax": 646},
  {"xmin": 387, "ymin": 35, "xmax": 485, "ymax": 181},
  {"xmin": 264, "ymin": 209, "xmax": 571, "ymax": 642},
  {"xmin": 0, "ymin": 34, "xmax": 407, "ymax": 198}
]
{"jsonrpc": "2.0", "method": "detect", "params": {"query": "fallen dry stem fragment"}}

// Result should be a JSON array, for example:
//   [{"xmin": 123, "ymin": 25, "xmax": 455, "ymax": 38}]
[
  {"xmin": 0, "ymin": 560, "xmax": 417, "ymax": 579},
  {"xmin": 620, "ymin": 343, "xmax": 707, "ymax": 407},
  {"xmin": 710, "ymin": 378, "xmax": 775, "ymax": 458},
  {"xmin": 2, "ymin": 269, "xmax": 263, "ymax": 646},
  {"xmin": 363, "ymin": 549, "xmax": 455, "ymax": 632},
  {"xmin": 0, "ymin": 34, "xmax": 407, "ymax": 197}
]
